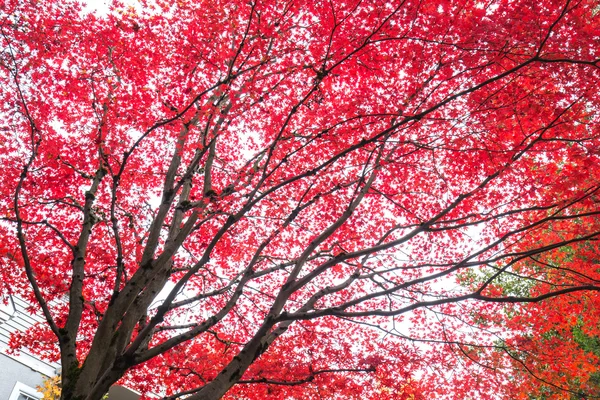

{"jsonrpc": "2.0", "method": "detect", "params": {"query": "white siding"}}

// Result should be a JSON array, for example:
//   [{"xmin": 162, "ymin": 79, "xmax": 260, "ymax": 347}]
[{"xmin": 0, "ymin": 295, "xmax": 60, "ymax": 377}]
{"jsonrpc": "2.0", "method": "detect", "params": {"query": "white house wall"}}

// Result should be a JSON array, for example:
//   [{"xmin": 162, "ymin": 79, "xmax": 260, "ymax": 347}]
[
  {"xmin": 0, "ymin": 352, "xmax": 48, "ymax": 399},
  {"xmin": 0, "ymin": 295, "xmax": 61, "ymax": 377}
]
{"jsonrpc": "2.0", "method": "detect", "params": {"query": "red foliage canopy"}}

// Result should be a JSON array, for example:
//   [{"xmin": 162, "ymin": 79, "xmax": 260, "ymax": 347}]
[
  {"xmin": 0, "ymin": 0, "xmax": 599, "ymax": 398},
  {"xmin": 460, "ymin": 201, "xmax": 600, "ymax": 399}
]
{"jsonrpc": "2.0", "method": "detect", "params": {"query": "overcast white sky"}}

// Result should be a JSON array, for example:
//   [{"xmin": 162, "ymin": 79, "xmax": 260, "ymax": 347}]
[{"xmin": 82, "ymin": 0, "xmax": 110, "ymax": 14}]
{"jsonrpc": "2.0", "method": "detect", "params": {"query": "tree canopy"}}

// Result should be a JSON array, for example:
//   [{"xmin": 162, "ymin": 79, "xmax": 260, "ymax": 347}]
[{"xmin": 0, "ymin": 0, "xmax": 599, "ymax": 399}]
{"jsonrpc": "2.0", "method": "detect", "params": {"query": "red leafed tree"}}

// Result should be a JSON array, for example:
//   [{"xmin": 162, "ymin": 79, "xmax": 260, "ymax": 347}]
[
  {"xmin": 459, "ymin": 193, "xmax": 600, "ymax": 399},
  {"xmin": 0, "ymin": 0, "xmax": 599, "ymax": 399}
]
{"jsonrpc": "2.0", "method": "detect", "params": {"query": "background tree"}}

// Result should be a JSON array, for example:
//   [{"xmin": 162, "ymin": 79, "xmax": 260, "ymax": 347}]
[
  {"xmin": 0, "ymin": 0, "xmax": 599, "ymax": 399},
  {"xmin": 459, "ymin": 224, "xmax": 600, "ymax": 399}
]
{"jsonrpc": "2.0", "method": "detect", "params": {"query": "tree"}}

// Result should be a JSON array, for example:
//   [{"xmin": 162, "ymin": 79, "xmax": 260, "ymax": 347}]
[
  {"xmin": 0, "ymin": 0, "xmax": 599, "ymax": 398},
  {"xmin": 452, "ymin": 135, "xmax": 600, "ymax": 399},
  {"xmin": 460, "ymin": 224, "xmax": 600, "ymax": 399}
]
